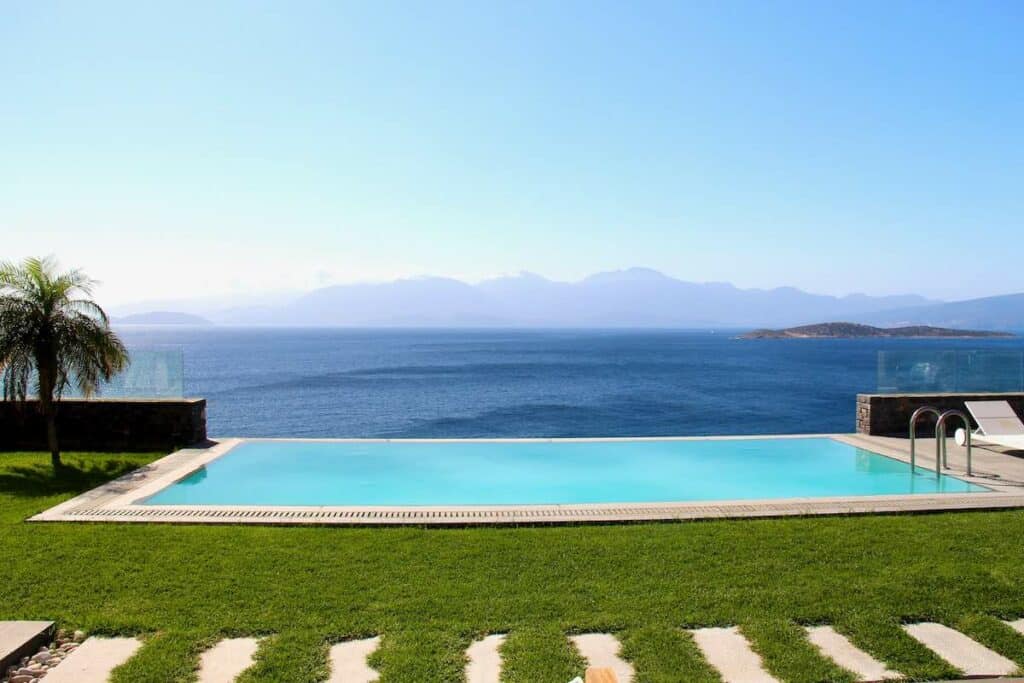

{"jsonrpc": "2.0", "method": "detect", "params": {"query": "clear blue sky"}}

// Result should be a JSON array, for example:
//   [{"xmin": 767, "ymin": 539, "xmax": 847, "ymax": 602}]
[{"xmin": 2, "ymin": 1, "xmax": 1022, "ymax": 305}]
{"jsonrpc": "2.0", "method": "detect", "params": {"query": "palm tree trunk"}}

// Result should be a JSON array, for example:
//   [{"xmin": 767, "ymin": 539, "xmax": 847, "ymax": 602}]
[
  {"xmin": 46, "ymin": 408, "xmax": 61, "ymax": 469},
  {"xmin": 36, "ymin": 360, "xmax": 61, "ymax": 469}
]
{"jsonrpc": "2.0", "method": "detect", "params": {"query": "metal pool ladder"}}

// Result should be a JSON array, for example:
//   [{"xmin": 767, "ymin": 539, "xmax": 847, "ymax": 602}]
[
  {"xmin": 909, "ymin": 406, "xmax": 941, "ymax": 476},
  {"xmin": 908, "ymin": 406, "xmax": 973, "ymax": 477},
  {"xmin": 936, "ymin": 409, "xmax": 973, "ymax": 476}
]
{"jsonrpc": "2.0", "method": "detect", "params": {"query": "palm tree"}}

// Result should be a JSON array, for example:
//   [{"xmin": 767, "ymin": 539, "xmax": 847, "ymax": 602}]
[{"xmin": 0, "ymin": 257, "xmax": 128, "ymax": 469}]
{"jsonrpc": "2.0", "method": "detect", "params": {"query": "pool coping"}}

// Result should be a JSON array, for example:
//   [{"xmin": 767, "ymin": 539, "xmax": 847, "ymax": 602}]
[{"xmin": 29, "ymin": 434, "xmax": 1024, "ymax": 526}]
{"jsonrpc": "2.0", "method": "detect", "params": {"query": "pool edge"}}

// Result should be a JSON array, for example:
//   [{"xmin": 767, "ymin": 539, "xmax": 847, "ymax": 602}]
[{"xmin": 29, "ymin": 434, "xmax": 1024, "ymax": 526}]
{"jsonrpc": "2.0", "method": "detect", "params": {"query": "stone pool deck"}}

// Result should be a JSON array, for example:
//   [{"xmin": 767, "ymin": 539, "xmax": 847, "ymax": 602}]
[{"xmin": 28, "ymin": 435, "xmax": 1024, "ymax": 526}]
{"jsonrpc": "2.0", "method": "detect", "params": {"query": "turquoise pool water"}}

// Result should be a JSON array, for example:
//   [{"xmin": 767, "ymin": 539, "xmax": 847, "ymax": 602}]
[{"xmin": 144, "ymin": 438, "xmax": 986, "ymax": 506}]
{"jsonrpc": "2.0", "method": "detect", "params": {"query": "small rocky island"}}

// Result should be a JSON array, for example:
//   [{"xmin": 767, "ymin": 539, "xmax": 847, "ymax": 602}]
[{"xmin": 741, "ymin": 322, "xmax": 1013, "ymax": 339}]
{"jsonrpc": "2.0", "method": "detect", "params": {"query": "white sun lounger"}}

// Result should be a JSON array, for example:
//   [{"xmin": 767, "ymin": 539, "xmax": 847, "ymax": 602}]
[{"xmin": 956, "ymin": 400, "xmax": 1024, "ymax": 451}]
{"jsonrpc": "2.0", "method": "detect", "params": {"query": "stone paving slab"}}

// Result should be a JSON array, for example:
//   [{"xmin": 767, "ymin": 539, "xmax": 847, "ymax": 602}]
[
  {"xmin": 197, "ymin": 637, "xmax": 259, "ymax": 682},
  {"xmin": 805, "ymin": 625, "xmax": 900, "ymax": 681},
  {"xmin": 43, "ymin": 637, "xmax": 141, "ymax": 683},
  {"xmin": 689, "ymin": 627, "xmax": 778, "ymax": 683},
  {"xmin": 1006, "ymin": 618, "xmax": 1024, "ymax": 636},
  {"xmin": 0, "ymin": 622, "xmax": 54, "ymax": 674},
  {"xmin": 465, "ymin": 633, "xmax": 504, "ymax": 683},
  {"xmin": 570, "ymin": 633, "xmax": 634, "ymax": 683},
  {"xmin": 903, "ymin": 623, "xmax": 1017, "ymax": 677},
  {"xmin": 327, "ymin": 637, "xmax": 380, "ymax": 683}
]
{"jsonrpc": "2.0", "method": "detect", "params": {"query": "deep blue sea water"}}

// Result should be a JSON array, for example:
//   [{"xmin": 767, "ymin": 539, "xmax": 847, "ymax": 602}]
[{"xmin": 116, "ymin": 328, "xmax": 1024, "ymax": 438}]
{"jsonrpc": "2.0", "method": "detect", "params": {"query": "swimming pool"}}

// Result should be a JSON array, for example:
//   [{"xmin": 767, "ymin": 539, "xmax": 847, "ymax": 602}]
[{"xmin": 143, "ymin": 437, "xmax": 986, "ymax": 507}]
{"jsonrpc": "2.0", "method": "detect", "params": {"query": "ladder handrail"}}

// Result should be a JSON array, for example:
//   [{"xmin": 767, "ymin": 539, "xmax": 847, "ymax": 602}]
[
  {"xmin": 936, "ymin": 409, "xmax": 973, "ymax": 477},
  {"xmin": 909, "ymin": 406, "xmax": 942, "ymax": 476}
]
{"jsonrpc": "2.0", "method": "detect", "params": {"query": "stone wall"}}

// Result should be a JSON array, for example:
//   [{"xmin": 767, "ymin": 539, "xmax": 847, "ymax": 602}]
[
  {"xmin": 0, "ymin": 398, "xmax": 206, "ymax": 451},
  {"xmin": 856, "ymin": 392, "xmax": 1024, "ymax": 436}
]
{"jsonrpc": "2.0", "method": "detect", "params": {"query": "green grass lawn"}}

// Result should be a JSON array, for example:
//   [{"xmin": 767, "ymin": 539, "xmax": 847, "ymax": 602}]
[{"xmin": 3, "ymin": 451, "xmax": 1024, "ymax": 682}]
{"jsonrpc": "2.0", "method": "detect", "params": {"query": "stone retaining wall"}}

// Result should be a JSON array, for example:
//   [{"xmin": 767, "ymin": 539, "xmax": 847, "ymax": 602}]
[
  {"xmin": 856, "ymin": 392, "xmax": 1024, "ymax": 436},
  {"xmin": 0, "ymin": 399, "xmax": 206, "ymax": 451}
]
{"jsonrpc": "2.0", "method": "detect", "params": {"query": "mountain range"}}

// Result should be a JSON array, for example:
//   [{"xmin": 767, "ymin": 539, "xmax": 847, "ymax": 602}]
[
  {"xmin": 108, "ymin": 268, "xmax": 1024, "ymax": 329},
  {"xmin": 850, "ymin": 293, "xmax": 1024, "ymax": 331},
  {"xmin": 106, "ymin": 267, "xmax": 1024, "ymax": 330},
  {"xmin": 113, "ymin": 311, "xmax": 213, "ymax": 325}
]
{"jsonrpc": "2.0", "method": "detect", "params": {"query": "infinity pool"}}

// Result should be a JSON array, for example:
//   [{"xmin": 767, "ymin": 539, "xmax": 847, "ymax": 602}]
[{"xmin": 143, "ymin": 437, "xmax": 986, "ymax": 506}]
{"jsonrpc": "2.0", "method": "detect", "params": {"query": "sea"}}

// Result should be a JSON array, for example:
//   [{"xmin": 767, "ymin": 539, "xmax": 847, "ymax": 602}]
[{"xmin": 115, "ymin": 327, "xmax": 1024, "ymax": 439}]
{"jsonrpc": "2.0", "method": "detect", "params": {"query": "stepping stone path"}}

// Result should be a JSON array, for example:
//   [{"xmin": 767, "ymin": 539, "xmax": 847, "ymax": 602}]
[
  {"xmin": 327, "ymin": 636, "xmax": 381, "ymax": 683},
  {"xmin": 465, "ymin": 634, "xmax": 505, "ymax": 683},
  {"xmin": 43, "ymin": 637, "xmax": 141, "ymax": 683},
  {"xmin": 570, "ymin": 633, "xmax": 635, "ymax": 683},
  {"xmin": 805, "ymin": 625, "xmax": 899, "ymax": 681},
  {"xmin": 197, "ymin": 637, "xmax": 260, "ymax": 682},
  {"xmin": 903, "ymin": 622, "xmax": 1017, "ymax": 677},
  {"xmin": 690, "ymin": 627, "xmax": 779, "ymax": 683},
  {"xmin": 11, "ymin": 620, "xmax": 1024, "ymax": 682}
]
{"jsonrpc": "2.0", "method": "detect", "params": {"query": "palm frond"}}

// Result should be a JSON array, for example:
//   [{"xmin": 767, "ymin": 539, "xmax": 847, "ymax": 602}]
[
  {"xmin": 65, "ymin": 298, "xmax": 110, "ymax": 324},
  {"xmin": 0, "ymin": 355, "xmax": 33, "ymax": 402},
  {"xmin": 0, "ymin": 256, "xmax": 126, "ymax": 403}
]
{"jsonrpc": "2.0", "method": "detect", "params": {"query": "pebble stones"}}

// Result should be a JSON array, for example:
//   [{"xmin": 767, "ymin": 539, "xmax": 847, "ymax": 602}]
[{"xmin": 2, "ymin": 630, "xmax": 82, "ymax": 683}]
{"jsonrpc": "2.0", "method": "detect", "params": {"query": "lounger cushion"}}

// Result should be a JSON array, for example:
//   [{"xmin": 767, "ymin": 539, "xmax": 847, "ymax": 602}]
[
  {"xmin": 973, "ymin": 433, "xmax": 1024, "ymax": 451},
  {"xmin": 965, "ymin": 401, "xmax": 1024, "ymax": 435}
]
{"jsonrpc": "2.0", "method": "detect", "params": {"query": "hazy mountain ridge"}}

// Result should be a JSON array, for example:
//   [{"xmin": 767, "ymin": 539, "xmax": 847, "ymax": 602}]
[
  {"xmin": 257, "ymin": 267, "xmax": 946, "ymax": 327},
  {"xmin": 112, "ymin": 267, "xmax": 967, "ymax": 328},
  {"xmin": 113, "ymin": 311, "xmax": 213, "ymax": 325},
  {"xmin": 855, "ymin": 293, "xmax": 1024, "ymax": 331}
]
